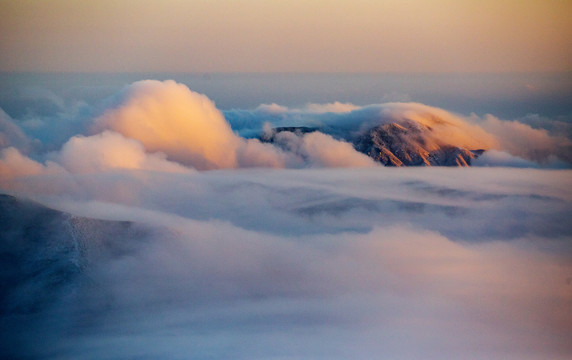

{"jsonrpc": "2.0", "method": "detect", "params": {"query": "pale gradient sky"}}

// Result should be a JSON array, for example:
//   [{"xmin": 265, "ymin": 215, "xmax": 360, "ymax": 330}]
[{"xmin": 0, "ymin": 0, "xmax": 571, "ymax": 73}]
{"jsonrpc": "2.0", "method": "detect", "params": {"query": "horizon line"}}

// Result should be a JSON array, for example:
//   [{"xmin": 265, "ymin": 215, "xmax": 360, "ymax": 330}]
[{"xmin": 2, "ymin": 70, "xmax": 571, "ymax": 76}]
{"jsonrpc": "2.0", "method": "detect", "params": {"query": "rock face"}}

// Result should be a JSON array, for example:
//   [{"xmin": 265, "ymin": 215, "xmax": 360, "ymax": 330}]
[
  {"xmin": 263, "ymin": 123, "xmax": 486, "ymax": 167},
  {"xmin": 354, "ymin": 122, "xmax": 484, "ymax": 167}
]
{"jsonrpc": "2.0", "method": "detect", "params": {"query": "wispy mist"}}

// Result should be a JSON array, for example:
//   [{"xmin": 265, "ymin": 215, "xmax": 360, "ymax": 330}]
[{"xmin": 1, "ymin": 167, "xmax": 571, "ymax": 359}]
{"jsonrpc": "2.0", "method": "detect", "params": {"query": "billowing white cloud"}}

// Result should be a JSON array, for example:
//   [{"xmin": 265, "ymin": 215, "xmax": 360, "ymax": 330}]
[
  {"xmin": 234, "ymin": 138, "xmax": 290, "ymax": 168},
  {"xmin": 473, "ymin": 149, "xmax": 541, "ymax": 168},
  {"xmin": 478, "ymin": 114, "xmax": 572, "ymax": 164},
  {"xmin": 0, "ymin": 147, "xmax": 48, "ymax": 179},
  {"xmin": 92, "ymin": 80, "xmax": 373, "ymax": 170},
  {"xmin": 273, "ymin": 131, "xmax": 377, "ymax": 168},
  {"xmin": 473, "ymin": 149, "xmax": 570, "ymax": 168},
  {"xmin": 55, "ymin": 131, "xmax": 192, "ymax": 174},
  {"xmin": 0, "ymin": 131, "xmax": 192, "ymax": 185},
  {"xmin": 93, "ymin": 80, "xmax": 243, "ymax": 170},
  {"xmin": 90, "ymin": 80, "xmax": 381, "ymax": 170}
]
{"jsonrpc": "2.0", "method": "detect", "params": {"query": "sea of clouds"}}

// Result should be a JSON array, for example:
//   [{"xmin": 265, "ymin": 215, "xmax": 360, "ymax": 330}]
[
  {"xmin": 1, "ymin": 79, "xmax": 571, "ymax": 359},
  {"xmin": 1, "ymin": 79, "xmax": 571, "ymax": 176}
]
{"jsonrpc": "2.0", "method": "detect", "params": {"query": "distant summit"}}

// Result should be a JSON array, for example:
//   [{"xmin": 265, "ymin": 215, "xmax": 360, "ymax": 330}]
[
  {"xmin": 263, "ymin": 122, "xmax": 486, "ymax": 167},
  {"xmin": 354, "ymin": 121, "xmax": 485, "ymax": 167}
]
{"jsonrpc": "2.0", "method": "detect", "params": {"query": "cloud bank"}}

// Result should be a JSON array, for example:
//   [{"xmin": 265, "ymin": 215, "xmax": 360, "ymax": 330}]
[
  {"xmin": 55, "ymin": 131, "xmax": 192, "ymax": 174},
  {"xmin": 1, "ymin": 166, "xmax": 571, "ymax": 360},
  {"xmin": 0, "ymin": 79, "xmax": 570, "ymax": 176}
]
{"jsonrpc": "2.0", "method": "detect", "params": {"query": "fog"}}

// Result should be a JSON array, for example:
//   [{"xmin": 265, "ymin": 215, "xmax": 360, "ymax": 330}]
[
  {"xmin": 1, "ymin": 167, "xmax": 571, "ymax": 359},
  {"xmin": 1, "ymin": 76, "xmax": 571, "ymax": 359}
]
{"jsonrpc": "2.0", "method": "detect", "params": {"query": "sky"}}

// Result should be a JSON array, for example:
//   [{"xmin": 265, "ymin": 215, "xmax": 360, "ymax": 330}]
[{"xmin": 1, "ymin": 0, "xmax": 571, "ymax": 73}]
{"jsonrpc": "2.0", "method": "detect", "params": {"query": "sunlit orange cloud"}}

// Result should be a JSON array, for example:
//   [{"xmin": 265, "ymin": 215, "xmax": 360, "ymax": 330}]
[{"xmin": 0, "ymin": 0, "xmax": 570, "ymax": 72}]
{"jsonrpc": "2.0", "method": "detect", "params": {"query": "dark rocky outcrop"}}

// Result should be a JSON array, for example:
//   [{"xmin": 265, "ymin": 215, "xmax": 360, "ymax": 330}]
[
  {"xmin": 354, "ymin": 122, "xmax": 484, "ymax": 167},
  {"xmin": 262, "ymin": 123, "xmax": 486, "ymax": 167}
]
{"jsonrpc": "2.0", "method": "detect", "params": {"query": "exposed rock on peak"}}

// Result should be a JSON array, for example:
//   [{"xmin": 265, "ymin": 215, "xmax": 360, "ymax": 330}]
[
  {"xmin": 354, "ymin": 121, "xmax": 484, "ymax": 167},
  {"xmin": 260, "ymin": 121, "xmax": 487, "ymax": 167}
]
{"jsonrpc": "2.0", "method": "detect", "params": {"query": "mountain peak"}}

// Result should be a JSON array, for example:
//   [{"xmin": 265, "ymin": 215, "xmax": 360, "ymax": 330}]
[{"xmin": 354, "ymin": 121, "xmax": 483, "ymax": 167}]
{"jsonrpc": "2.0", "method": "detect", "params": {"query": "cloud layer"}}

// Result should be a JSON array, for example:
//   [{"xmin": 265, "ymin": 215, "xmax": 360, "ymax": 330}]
[
  {"xmin": 1, "ymin": 166, "xmax": 571, "ymax": 360},
  {"xmin": 0, "ymin": 79, "xmax": 570, "ymax": 176}
]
